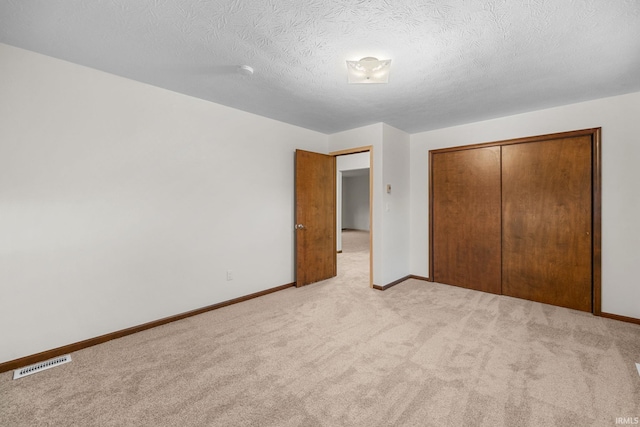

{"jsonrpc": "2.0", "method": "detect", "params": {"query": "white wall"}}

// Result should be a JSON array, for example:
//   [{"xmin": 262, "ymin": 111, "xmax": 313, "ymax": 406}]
[
  {"xmin": 0, "ymin": 43, "xmax": 328, "ymax": 364},
  {"xmin": 336, "ymin": 152, "xmax": 370, "ymax": 171},
  {"xmin": 342, "ymin": 174, "xmax": 370, "ymax": 230},
  {"xmin": 381, "ymin": 124, "xmax": 411, "ymax": 284},
  {"xmin": 410, "ymin": 91, "xmax": 640, "ymax": 319}
]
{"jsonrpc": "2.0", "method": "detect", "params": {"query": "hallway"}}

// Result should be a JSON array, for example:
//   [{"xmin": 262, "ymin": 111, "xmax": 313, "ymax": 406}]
[{"xmin": 337, "ymin": 230, "xmax": 369, "ymax": 286}]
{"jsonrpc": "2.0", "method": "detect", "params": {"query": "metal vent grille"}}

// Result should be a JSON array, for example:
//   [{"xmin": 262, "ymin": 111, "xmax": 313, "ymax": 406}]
[{"xmin": 13, "ymin": 355, "xmax": 72, "ymax": 380}]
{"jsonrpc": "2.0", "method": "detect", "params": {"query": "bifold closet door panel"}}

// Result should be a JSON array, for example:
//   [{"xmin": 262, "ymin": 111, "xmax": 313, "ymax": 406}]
[
  {"xmin": 432, "ymin": 147, "xmax": 502, "ymax": 294},
  {"xmin": 502, "ymin": 137, "xmax": 592, "ymax": 312}
]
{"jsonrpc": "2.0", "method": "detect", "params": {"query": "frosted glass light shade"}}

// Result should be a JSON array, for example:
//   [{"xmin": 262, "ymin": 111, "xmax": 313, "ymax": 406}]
[{"xmin": 346, "ymin": 57, "xmax": 391, "ymax": 84}]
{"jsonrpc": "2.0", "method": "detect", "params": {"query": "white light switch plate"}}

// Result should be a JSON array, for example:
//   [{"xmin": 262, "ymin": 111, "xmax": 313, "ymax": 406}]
[{"xmin": 636, "ymin": 363, "xmax": 640, "ymax": 377}]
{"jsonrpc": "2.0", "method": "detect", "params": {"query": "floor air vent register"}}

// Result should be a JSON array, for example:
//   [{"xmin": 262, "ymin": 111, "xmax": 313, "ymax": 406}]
[{"xmin": 13, "ymin": 354, "xmax": 72, "ymax": 380}]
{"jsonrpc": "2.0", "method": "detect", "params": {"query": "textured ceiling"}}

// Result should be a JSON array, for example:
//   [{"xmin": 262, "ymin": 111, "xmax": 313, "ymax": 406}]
[{"xmin": 1, "ymin": 0, "xmax": 640, "ymax": 134}]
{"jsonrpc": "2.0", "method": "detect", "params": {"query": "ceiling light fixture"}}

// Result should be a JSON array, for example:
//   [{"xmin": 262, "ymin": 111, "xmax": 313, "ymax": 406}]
[
  {"xmin": 238, "ymin": 65, "xmax": 254, "ymax": 76},
  {"xmin": 346, "ymin": 57, "xmax": 391, "ymax": 84}
]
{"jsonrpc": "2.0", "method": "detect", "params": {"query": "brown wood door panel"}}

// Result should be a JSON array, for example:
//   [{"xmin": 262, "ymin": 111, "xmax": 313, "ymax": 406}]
[
  {"xmin": 502, "ymin": 136, "xmax": 592, "ymax": 311},
  {"xmin": 295, "ymin": 150, "xmax": 336, "ymax": 287},
  {"xmin": 432, "ymin": 147, "xmax": 502, "ymax": 294}
]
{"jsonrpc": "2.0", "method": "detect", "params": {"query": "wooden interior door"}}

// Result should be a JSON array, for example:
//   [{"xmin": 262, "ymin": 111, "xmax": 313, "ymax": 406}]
[
  {"xmin": 431, "ymin": 147, "xmax": 502, "ymax": 294},
  {"xmin": 295, "ymin": 150, "xmax": 336, "ymax": 287},
  {"xmin": 502, "ymin": 136, "xmax": 592, "ymax": 311}
]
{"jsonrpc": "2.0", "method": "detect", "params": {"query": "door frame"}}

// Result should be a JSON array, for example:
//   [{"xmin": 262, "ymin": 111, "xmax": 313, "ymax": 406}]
[
  {"xmin": 428, "ymin": 128, "xmax": 602, "ymax": 314},
  {"xmin": 330, "ymin": 146, "xmax": 374, "ymax": 289}
]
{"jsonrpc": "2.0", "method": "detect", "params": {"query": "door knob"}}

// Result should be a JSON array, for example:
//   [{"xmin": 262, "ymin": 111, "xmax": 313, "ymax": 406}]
[{"xmin": 295, "ymin": 224, "xmax": 305, "ymax": 230}]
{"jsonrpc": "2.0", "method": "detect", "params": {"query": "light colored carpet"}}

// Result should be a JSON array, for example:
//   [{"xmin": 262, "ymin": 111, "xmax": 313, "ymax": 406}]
[
  {"xmin": 338, "ymin": 230, "xmax": 370, "ymax": 288},
  {"xmin": 1, "ymin": 231, "xmax": 639, "ymax": 426},
  {"xmin": 341, "ymin": 229, "xmax": 370, "ymax": 254}
]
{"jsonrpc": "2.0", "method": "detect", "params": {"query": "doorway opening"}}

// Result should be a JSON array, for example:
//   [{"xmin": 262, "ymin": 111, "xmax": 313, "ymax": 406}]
[{"xmin": 331, "ymin": 146, "xmax": 373, "ymax": 288}]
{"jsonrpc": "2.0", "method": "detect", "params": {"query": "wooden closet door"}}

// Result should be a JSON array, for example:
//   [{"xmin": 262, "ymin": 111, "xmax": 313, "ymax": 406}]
[
  {"xmin": 502, "ymin": 137, "xmax": 592, "ymax": 311},
  {"xmin": 432, "ymin": 147, "xmax": 502, "ymax": 294}
]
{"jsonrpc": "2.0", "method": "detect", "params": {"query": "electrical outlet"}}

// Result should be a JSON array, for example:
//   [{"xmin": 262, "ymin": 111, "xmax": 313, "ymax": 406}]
[{"xmin": 226, "ymin": 270, "xmax": 233, "ymax": 281}]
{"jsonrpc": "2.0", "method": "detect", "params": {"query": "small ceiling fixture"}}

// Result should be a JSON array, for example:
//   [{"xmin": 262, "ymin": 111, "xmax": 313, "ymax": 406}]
[
  {"xmin": 346, "ymin": 57, "xmax": 391, "ymax": 84},
  {"xmin": 237, "ymin": 65, "xmax": 254, "ymax": 76}
]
